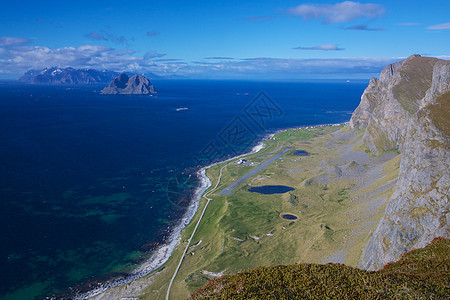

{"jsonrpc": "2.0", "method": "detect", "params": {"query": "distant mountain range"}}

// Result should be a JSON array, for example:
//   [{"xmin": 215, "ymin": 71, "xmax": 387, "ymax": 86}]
[{"xmin": 18, "ymin": 67, "xmax": 163, "ymax": 84}]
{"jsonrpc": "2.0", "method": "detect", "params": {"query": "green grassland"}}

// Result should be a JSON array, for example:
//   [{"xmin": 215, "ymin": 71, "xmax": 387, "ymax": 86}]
[{"xmin": 91, "ymin": 125, "xmax": 402, "ymax": 299}]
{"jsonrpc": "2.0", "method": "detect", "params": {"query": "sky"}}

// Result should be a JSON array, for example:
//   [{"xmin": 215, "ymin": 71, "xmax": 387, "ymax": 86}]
[{"xmin": 0, "ymin": 0, "xmax": 449, "ymax": 80}]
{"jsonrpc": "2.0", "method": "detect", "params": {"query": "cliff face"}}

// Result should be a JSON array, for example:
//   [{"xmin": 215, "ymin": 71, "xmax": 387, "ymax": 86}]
[
  {"xmin": 18, "ymin": 67, "xmax": 119, "ymax": 84},
  {"xmin": 350, "ymin": 55, "xmax": 450, "ymax": 270},
  {"xmin": 101, "ymin": 73, "xmax": 156, "ymax": 95}
]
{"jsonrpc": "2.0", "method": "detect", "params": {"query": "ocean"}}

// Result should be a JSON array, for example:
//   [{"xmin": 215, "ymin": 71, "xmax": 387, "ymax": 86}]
[{"xmin": 0, "ymin": 80, "xmax": 366, "ymax": 299}]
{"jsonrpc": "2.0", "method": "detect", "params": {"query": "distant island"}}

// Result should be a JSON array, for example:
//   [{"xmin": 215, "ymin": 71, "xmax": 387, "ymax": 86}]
[
  {"xmin": 101, "ymin": 73, "xmax": 156, "ymax": 95},
  {"xmin": 18, "ymin": 67, "xmax": 162, "ymax": 85},
  {"xmin": 18, "ymin": 67, "xmax": 120, "ymax": 85}
]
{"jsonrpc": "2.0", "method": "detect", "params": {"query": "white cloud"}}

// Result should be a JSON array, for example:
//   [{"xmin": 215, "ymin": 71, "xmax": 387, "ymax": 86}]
[
  {"xmin": 245, "ymin": 15, "xmax": 275, "ymax": 22},
  {"xmin": 205, "ymin": 57, "xmax": 235, "ymax": 60},
  {"xmin": 173, "ymin": 56, "xmax": 399, "ymax": 79},
  {"xmin": 288, "ymin": 1, "xmax": 386, "ymax": 24},
  {"xmin": 426, "ymin": 22, "xmax": 450, "ymax": 30},
  {"xmin": 85, "ymin": 32, "xmax": 107, "ymax": 41},
  {"xmin": 397, "ymin": 22, "xmax": 420, "ymax": 26},
  {"xmin": 85, "ymin": 30, "xmax": 128, "ymax": 44},
  {"xmin": 0, "ymin": 37, "xmax": 31, "ymax": 47},
  {"xmin": 153, "ymin": 58, "xmax": 182, "ymax": 62},
  {"xmin": 146, "ymin": 31, "xmax": 160, "ymax": 37},
  {"xmin": 293, "ymin": 44, "xmax": 345, "ymax": 51},
  {"xmin": 144, "ymin": 51, "xmax": 166, "ymax": 59},
  {"xmin": 344, "ymin": 24, "xmax": 383, "ymax": 31},
  {"xmin": 0, "ymin": 44, "xmax": 155, "ymax": 75},
  {"xmin": 77, "ymin": 44, "xmax": 112, "ymax": 53},
  {"xmin": 0, "ymin": 40, "xmax": 405, "ymax": 79}
]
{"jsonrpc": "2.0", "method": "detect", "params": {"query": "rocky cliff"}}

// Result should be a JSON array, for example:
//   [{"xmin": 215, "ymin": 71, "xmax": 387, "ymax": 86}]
[
  {"xmin": 349, "ymin": 55, "xmax": 449, "ymax": 270},
  {"xmin": 18, "ymin": 67, "xmax": 119, "ymax": 84},
  {"xmin": 101, "ymin": 73, "xmax": 156, "ymax": 95}
]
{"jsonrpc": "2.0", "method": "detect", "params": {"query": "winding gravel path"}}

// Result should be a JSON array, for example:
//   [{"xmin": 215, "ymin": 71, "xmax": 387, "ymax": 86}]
[
  {"xmin": 165, "ymin": 159, "xmax": 234, "ymax": 300},
  {"xmin": 165, "ymin": 146, "xmax": 291, "ymax": 299}
]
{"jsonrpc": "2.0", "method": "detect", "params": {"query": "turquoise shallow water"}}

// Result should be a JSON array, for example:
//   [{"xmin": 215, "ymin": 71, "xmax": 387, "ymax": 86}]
[{"xmin": 0, "ymin": 80, "xmax": 366, "ymax": 298}]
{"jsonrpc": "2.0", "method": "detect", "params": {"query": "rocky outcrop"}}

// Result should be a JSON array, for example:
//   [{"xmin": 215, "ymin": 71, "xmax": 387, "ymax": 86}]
[
  {"xmin": 101, "ymin": 73, "xmax": 156, "ymax": 95},
  {"xmin": 18, "ymin": 67, "xmax": 119, "ymax": 84},
  {"xmin": 350, "ymin": 55, "xmax": 450, "ymax": 270}
]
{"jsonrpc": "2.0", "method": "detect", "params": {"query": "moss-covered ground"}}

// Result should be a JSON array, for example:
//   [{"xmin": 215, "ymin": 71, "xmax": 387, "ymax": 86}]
[{"xmin": 190, "ymin": 237, "xmax": 450, "ymax": 299}]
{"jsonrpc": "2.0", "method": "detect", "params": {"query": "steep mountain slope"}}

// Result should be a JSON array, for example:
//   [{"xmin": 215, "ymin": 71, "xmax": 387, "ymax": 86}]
[{"xmin": 349, "ymin": 55, "xmax": 449, "ymax": 270}]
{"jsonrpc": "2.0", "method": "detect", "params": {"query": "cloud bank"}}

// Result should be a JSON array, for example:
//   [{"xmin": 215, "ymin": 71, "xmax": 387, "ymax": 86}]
[
  {"xmin": 205, "ymin": 57, "xmax": 235, "ymax": 60},
  {"xmin": 144, "ymin": 51, "xmax": 166, "ymax": 59},
  {"xmin": 0, "ymin": 36, "xmax": 401, "ymax": 79},
  {"xmin": 293, "ymin": 44, "xmax": 345, "ymax": 51},
  {"xmin": 146, "ymin": 31, "xmax": 160, "ymax": 37},
  {"xmin": 397, "ymin": 22, "xmax": 420, "ymax": 26},
  {"xmin": 427, "ymin": 22, "xmax": 450, "ymax": 30},
  {"xmin": 288, "ymin": 1, "xmax": 386, "ymax": 24},
  {"xmin": 245, "ymin": 15, "xmax": 275, "ymax": 22},
  {"xmin": 0, "ymin": 43, "xmax": 152, "ymax": 75},
  {"xmin": 85, "ymin": 30, "xmax": 128, "ymax": 44},
  {"xmin": 0, "ymin": 37, "xmax": 31, "ymax": 47},
  {"xmin": 344, "ymin": 24, "xmax": 383, "ymax": 31}
]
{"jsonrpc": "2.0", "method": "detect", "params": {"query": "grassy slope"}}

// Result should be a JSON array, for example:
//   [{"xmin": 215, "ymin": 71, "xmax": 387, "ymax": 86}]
[
  {"xmin": 392, "ymin": 56, "xmax": 438, "ymax": 114},
  {"xmin": 90, "ymin": 125, "xmax": 401, "ymax": 299},
  {"xmin": 140, "ymin": 126, "xmax": 348, "ymax": 299},
  {"xmin": 131, "ymin": 125, "xmax": 401, "ymax": 299},
  {"xmin": 190, "ymin": 238, "xmax": 450, "ymax": 299}
]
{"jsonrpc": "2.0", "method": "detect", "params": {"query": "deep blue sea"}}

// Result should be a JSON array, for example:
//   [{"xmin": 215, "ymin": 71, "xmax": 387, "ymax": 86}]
[{"xmin": 0, "ymin": 80, "xmax": 366, "ymax": 299}]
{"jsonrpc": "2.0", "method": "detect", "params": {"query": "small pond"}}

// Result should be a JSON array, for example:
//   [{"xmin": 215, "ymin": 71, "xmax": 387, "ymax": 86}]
[
  {"xmin": 280, "ymin": 213, "xmax": 298, "ymax": 220},
  {"xmin": 248, "ymin": 185, "xmax": 295, "ymax": 194},
  {"xmin": 293, "ymin": 150, "xmax": 309, "ymax": 156}
]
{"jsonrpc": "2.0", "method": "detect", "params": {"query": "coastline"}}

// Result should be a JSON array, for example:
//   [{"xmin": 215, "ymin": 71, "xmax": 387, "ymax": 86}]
[
  {"xmin": 77, "ymin": 121, "xmax": 348, "ymax": 299},
  {"xmin": 75, "ymin": 167, "xmax": 212, "ymax": 300}
]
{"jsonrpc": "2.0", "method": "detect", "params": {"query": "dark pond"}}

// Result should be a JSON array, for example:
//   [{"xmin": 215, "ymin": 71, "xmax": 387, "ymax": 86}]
[
  {"xmin": 281, "ymin": 213, "xmax": 298, "ymax": 220},
  {"xmin": 293, "ymin": 150, "xmax": 309, "ymax": 156},
  {"xmin": 248, "ymin": 185, "xmax": 295, "ymax": 194}
]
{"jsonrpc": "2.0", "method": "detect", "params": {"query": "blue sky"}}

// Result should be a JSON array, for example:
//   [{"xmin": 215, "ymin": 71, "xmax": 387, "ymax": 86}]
[{"xmin": 0, "ymin": 0, "xmax": 449, "ymax": 79}]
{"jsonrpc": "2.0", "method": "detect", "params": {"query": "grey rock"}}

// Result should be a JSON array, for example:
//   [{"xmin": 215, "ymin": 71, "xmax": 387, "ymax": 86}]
[
  {"xmin": 101, "ymin": 73, "xmax": 156, "ymax": 95},
  {"xmin": 350, "ymin": 55, "xmax": 450, "ymax": 270}
]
